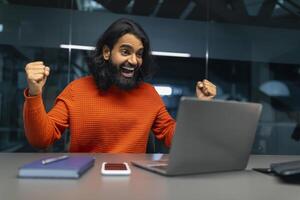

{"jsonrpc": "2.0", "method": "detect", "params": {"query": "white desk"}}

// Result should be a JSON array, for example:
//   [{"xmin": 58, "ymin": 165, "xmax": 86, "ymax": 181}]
[{"xmin": 0, "ymin": 153, "xmax": 300, "ymax": 200}]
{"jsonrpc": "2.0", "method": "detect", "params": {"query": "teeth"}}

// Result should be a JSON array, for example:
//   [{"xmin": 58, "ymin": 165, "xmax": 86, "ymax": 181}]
[{"xmin": 122, "ymin": 66, "xmax": 134, "ymax": 71}]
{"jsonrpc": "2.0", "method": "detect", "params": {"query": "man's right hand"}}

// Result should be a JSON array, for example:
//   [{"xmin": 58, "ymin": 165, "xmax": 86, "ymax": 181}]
[{"xmin": 25, "ymin": 61, "xmax": 50, "ymax": 96}]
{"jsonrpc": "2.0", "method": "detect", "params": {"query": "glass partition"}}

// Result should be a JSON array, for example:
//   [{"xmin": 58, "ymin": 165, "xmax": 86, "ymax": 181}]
[
  {"xmin": 0, "ymin": 1, "xmax": 73, "ymax": 152},
  {"xmin": 204, "ymin": 0, "xmax": 300, "ymax": 154},
  {"xmin": 1, "ymin": 0, "xmax": 300, "ymax": 154}
]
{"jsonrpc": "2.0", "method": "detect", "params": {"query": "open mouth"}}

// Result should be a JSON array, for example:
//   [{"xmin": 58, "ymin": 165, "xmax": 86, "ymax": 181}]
[{"xmin": 120, "ymin": 66, "xmax": 135, "ymax": 78}]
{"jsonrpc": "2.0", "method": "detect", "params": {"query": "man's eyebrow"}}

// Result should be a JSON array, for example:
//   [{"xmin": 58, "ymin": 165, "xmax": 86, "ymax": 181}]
[
  {"xmin": 120, "ymin": 44, "xmax": 133, "ymax": 49},
  {"xmin": 120, "ymin": 43, "xmax": 144, "ymax": 51}
]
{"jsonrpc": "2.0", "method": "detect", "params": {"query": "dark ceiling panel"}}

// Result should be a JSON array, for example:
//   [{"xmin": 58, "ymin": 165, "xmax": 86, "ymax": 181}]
[
  {"xmin": 6, "ymin": 0, "xmax": 299, "ymax": 29},
  {"xmin": 229, "ymin": 0, "xmax": 248, "ymax": 17},
  {"xmin": 258, "ymin": 0, "xmax": 277, "ymax": 19},
  {"xmin": 186, "ymin": 0, "xmax": 209, "ymax": 21},
  {"xmin": 156, "ymin": 0, "xmax": 191, "ymax": 18},
  {"xmin": 205, "ymin": 0, "xmax": 235, "ymax": 22},
  {"xmin": 131, "ymin": 0, "xmax": 159, "ymax": 16},
  {"xmin": 286, "ymin": 0, "xmax": 300, "ymax": 10},
  {"xmin": 187, "ymin": 0, "xmax": 249, "ymax": 23},
  {"xmin": 96, "ymin": 0, "xmax": 131, "ymax": 14},
  {"xmin": 7, "ymin": 0, "xmax": 76, "ymax": 9}
]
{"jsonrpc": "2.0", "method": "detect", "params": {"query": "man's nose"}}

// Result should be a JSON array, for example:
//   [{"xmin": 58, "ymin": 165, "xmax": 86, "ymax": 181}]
[{"xmin": 128, "ymin": 54, "xmax": 138, "ymax": 66}]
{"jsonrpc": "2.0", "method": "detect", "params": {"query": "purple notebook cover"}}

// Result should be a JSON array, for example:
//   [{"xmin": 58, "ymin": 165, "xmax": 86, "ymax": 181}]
[{"xmin": 18, "ymin": 156, "xmax": 95, "ymax": 178}]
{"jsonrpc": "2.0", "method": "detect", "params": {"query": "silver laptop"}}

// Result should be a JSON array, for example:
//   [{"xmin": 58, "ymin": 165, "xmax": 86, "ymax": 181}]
[{"xmin": 132, "ymin": 97, "xmax": 262, "ymax": 176}]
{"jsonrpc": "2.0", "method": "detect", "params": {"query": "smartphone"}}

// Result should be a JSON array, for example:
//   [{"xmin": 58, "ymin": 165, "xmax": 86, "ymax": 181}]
[{"xmin": 101, "ymin": 162, "xmax": 131, "ymax": 175}]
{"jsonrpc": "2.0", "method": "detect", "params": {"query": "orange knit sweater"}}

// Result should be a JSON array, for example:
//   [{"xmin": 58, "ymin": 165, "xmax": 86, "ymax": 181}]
[{"xmin": 23, "ymin": 76, "xmax": 176, "ymax": 153}]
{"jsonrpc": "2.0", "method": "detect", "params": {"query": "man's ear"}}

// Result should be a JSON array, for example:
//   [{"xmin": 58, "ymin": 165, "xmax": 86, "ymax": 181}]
[{"xmin": 102, "ymin": 45, "xmax": 111, "ymax": 61}]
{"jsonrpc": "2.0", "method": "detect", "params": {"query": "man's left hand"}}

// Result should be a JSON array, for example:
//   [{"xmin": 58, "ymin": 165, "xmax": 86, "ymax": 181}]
[{"xmin": 196, "ymin": 79, "xmax": 217, "ymax": 100}]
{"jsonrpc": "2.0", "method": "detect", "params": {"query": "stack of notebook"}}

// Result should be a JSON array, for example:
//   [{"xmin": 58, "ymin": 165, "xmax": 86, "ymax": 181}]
[{"xmin": 18, "ymin": 155, "xmax": 95, "ymax": 179}]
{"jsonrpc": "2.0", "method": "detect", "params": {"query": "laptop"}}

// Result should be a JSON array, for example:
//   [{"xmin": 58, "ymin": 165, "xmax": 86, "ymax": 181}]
[{"xmin": 132, "ymin": 97, "xmax": 262, "ymax": 176}]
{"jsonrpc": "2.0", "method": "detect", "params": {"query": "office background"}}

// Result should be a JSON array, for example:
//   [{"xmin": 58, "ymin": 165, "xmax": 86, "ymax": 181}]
[{"xmin": 0, "ymin": 0, "xmax": 299, "ymax": 154}]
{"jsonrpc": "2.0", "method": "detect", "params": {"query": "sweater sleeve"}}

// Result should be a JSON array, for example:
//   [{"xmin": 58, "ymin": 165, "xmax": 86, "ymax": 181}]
[
  {"xmin": 23, "ymin": 85, "xmax": 72, "ymax": 149},
  {"xmin": 151, "ymin": 105, "xmax": 176, "ymax": 148}
]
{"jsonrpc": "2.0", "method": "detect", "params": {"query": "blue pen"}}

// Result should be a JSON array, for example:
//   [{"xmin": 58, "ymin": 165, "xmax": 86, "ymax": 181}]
[{"xmin": 41, "ymin": 155, "xmax": 69, "ymax": 165}]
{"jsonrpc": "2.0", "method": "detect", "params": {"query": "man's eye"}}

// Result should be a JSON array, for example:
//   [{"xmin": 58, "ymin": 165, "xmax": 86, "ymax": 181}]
[
  {"xmin": 121, "ymin": 49, "xmax": 130, "ymax": 55},
  {"xmin": 137, "ymin": 52, "xmax": 143, "ymax": 58}
]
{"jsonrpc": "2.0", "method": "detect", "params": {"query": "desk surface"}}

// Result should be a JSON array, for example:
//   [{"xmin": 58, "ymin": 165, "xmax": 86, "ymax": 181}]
[{"xmin": 0, "ymin": 153, "xmax": 300, "ymax": 200}]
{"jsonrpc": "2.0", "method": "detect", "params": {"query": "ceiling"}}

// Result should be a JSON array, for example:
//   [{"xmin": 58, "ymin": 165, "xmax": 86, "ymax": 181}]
[{"xmin": 3, "ymin": 0, "xmax": 300, "ymax": 29}]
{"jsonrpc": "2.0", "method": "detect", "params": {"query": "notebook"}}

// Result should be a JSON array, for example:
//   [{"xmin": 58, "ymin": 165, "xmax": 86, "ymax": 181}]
[
  {"xmin": 253, "ymin": 160, "xmax": 300, "ymax": 182},
  {"xmin": 18, "ymin": 155, "xmax": 95, "ymax": 179},
  {"xmin": 132, "ymin": 97, "xmax": 262, "ymax": 176},
  {"xmin": 271, "ymin": 160, "xmax": 300, "ymax": 176}
]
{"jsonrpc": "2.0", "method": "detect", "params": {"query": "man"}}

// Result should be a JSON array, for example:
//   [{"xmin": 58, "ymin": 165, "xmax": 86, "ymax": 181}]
[{"xmin": 23, "ymin": 18, "xmax": 216, "ymax": 153}]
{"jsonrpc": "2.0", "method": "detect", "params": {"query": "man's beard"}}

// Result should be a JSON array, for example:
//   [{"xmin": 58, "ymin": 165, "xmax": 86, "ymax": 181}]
[{"xmin": 108, "ymin": 60, "xmax": 141, "ymax": 90}]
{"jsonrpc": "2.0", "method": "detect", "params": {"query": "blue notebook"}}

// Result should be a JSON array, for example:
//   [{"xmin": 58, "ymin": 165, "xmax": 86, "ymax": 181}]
[{"xmin": 18, "ymin": 156, "xmax": 95, "ymax": 179}]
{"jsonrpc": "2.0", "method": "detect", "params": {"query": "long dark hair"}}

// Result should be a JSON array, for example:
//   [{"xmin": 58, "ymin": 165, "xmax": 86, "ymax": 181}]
[{"xmin": 88, "ymin": 18, "xmax": 156, "ymax": 91}]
